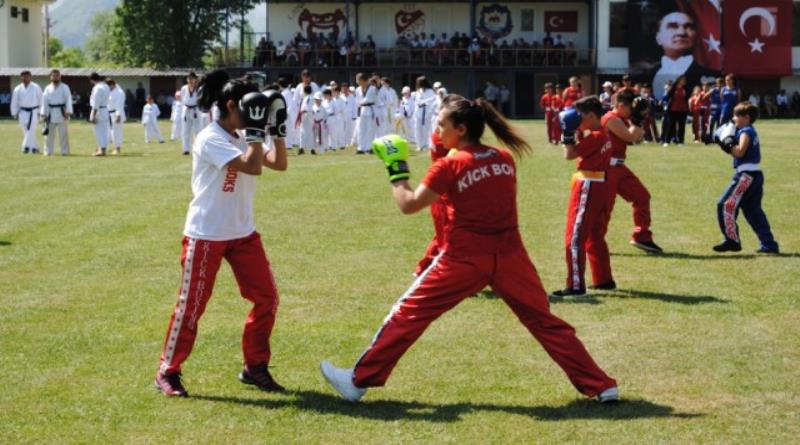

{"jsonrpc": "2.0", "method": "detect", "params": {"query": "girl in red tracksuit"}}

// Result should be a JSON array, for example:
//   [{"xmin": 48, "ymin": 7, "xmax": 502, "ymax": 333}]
[
  {"xmin": 539, "ymin": 82, "xmax": 559, "ymax": 144},
  {"xmin": 154, "ymin": 71, "xmax": 288, "ymax": 397},
  {"xmin": 415, "ymin": 130, "xmax": 452, "ymax": 275},
  {"xmin": 321, "ymin": 95, "xmax": 619, "ymax": 403}
]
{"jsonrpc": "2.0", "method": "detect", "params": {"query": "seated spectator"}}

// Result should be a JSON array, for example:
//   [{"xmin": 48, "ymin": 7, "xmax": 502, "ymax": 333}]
[
  {"xmin": 275, "ymin": 40, "xmax": 287, "ymax": 64},
  {"xmin": 792, "ymin": 92, "xmax": 800, "ymax": 117},
  {"xmin": 762, "ymin": 91, "xmax": 777, "ymax": 118},
  {"xmin": 748, "ymin": 92, "xmax": 760, "ymax": 108}
]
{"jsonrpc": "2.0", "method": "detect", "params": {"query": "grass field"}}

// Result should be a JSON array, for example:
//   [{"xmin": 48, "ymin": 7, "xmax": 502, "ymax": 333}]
[{"xmin": 1, "ymin": 119, "xmax": 798, "ymax": 444}]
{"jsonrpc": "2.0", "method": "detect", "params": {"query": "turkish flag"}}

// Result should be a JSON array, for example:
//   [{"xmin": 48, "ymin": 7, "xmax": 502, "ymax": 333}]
[
  {"xmin": 723, "ymin": 0, "xmax": 792, "ymax": 77},
  {"xmin": 544, "ymin": 11, "xmax": 578, "ymax": 33},
  {"xmin": 677, "ymin": 0, "xmax": 722, "ymax": 71}
]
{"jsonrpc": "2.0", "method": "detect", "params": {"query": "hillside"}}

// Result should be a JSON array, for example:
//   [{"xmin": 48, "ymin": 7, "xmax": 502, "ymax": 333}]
[{"xmin": 51, "ymin": 0, "xmax": 267, "ymax": 48}]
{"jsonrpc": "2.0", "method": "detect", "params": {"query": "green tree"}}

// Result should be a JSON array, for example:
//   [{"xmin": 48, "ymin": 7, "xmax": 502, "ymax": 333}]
[
  {"xmin": 85, "ymin": 11, "xmax": 123, "ymax": 66},
  {"xmin": 48, "ymin": 37, "xmax": 86, "ymax": 67},
  {"xmin": 113, "ymin": 0, "xmax": 262, "ymax": 68}
]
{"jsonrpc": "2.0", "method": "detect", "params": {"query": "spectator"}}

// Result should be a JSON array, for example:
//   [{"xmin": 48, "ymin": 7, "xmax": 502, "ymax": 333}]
[
  {"xmin": 135, "ymin": 82, "xmax": 146, "ymax": 118},
  {"xmin": 0, "ymin": 90, "xmax": 11, "ymax": 116},
  {"xmin": 748, "ymin": 91, "xmax": 760, "ymax": 108},
  {"xmin": 499, "ymin": 83, "xmax": 511, "ymax": 115},
  {"xmin": 662, "ymin": 75, "xmax": 689, "ymax": 145},
  {"xmin": 762, "ymin": 91, "xmax": 777, "ymax": 118},
  {"xmin": 776, "ymin": 89, "xmax": 788, "ymax": 117},
  {"xmin": 484, "ymin": 81, "xmax": 499, "ymax": 108},
  {"xmin": 791, "ymin": 91, "xmax": 800, "ymax": 117}
]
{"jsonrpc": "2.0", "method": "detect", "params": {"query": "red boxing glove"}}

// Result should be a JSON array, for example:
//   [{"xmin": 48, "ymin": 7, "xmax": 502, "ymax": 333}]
[{"xmin": 430, "ymin": 131, "xmax": 449, "ymax": 160}]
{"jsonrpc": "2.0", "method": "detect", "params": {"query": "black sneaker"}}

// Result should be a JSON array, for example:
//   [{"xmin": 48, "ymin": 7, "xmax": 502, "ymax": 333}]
[
  {"xmin": 23, "ymin": 147, "xmax": 30, "ymax": 154},
  {"xmin": 755, "ymin": 246, "xmax": 780, "ymax": 254},
  {"xmin": 182, "ymin": 151, "xmax": 190, "ymax": 156},
  {"xmin": 154, "ymin": 372, "xmax": 188, "ymax": 397},
  {"xmin": 713, "ymin": 240, "xmax": 742, "ymax": 252},
  {"xmin": 549, "ymin": 288, "xmax": 587, "ymax": 301},
  {"xmin": 298, "ymin": 149, "xmax": 305, "ymax": 155},
  {"xmin": 355, "ymin": 150, "xmax": 365, "ymax": 155},
  {"xmin": 239, "ymin": 364, "xmax": 285, "ymax": 392},
  {"xmin": 310, "ymin": 149, "xmax": 317, "ymax": 155},
  {"xmin": 630, "ymin": 239, "xmax": 663, "ymax": 254},
  {"xmin": 589, "ymin": 280, "xmax": 616, "ymax": 290}
]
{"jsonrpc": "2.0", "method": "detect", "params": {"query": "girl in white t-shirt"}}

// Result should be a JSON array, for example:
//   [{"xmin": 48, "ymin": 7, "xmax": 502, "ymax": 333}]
[{"xmin": 155, "ymin": 70, "xmax": 289, "ymax": 398}]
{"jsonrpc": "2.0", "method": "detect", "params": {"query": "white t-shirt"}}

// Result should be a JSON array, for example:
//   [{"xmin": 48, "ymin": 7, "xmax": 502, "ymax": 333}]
[{"xmin": 183, "ymin": 121, "xmax": 263, "ymax": 241}]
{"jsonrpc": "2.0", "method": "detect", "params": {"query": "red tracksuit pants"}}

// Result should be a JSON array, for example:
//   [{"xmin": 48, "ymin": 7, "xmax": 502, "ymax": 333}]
[
  {"xmin": 545, "ymin": 111, "xmax": 560, "ymax": 143},
  {"xmin": 158, "ymin": 232, "xmax": 279, "ymax": 375},
  {"xmin": 565, "ymin": 177, "xmax": 612, "ymax": 290},
  {"xmin": 591, "ymin": 164, "xmax": 653, "ymax": 248},
  {"xmin": 354, "ymin": 249, "xmax": 617, "ymax": 397},
  {"xmin": 415, "ymin": 198, "xmax": 449, "ymax": 275}
]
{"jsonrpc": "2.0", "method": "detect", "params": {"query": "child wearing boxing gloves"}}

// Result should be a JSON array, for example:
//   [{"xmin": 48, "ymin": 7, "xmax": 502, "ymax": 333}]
[
  {"xmin": 712, "ymin": 102, "xmax": 779, "ymax": 254},
  {"xmin": 320, "ymin": 96, "xmax": 619, "ymax": 404},
  {"xmin": 154, "ymin": 71, "xmax": 289, "ymax": 397},
  {"xmin": 550, "ymin": 96, "xmax": 614, "ymax": 298}
]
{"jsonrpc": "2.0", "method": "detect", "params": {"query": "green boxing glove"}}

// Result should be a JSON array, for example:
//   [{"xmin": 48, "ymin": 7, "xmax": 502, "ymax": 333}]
[{"xmin": 372, "ymin": 134, "xmax": 411, "ymax": 183}]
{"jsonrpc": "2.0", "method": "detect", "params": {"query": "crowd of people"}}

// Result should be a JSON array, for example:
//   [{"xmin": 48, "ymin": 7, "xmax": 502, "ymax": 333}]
[{"xmin": 252, "ymin": 31, "xmax": 580, "ymax": 68}]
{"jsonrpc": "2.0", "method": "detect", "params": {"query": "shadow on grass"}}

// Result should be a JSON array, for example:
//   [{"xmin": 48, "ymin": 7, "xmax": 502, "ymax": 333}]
[
  {"xmin": 613, "ymin": 251, "xmax": 800, "ymax": 260},
  {"xmin": 0, "ymin": 241, "xmax": 11, "ymax": 246},
  {"xmin": 192, "ymin": 390, "xmax": 701, "ymax": 423},
  {"xmin": 473, "ymin": 289, "xmax": 500, "ymax": 299},
  {"xmin": 600, "ymin": 288, "xmax": 729, "ymax": 305}
]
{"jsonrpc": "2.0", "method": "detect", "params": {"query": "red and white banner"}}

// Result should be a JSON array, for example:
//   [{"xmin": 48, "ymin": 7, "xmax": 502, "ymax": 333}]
[
  {"xmin": 678, "ymin": 0, "xmax": 722, "ymax": 71},
  {"xmin": 723, "ymin": 0, "xmax": 792, "ymax": 77},
  {"xmin": 544, "ymin": 11, "xmax": 578, "ymax": 33}
]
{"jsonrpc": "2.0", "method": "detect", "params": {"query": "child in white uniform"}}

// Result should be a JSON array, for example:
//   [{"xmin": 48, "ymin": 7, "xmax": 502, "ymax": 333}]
[
  {"xmin": 354, "ymin": 73, "xmax": 378, "ymax": 154},
  {"xmin": 413, "ymin": 76, "xmax": 436, "ymax": 151},
  {"xmin": 170, "ymin": 90, "xmax": 183, "ymax": 141},
  {"xmin": 297, "ymin": 85, "xmax": 316, "ymax": 155},
  {"xmin": 142, "ymin": 96, "xmax": 165, "ymax": 143}
]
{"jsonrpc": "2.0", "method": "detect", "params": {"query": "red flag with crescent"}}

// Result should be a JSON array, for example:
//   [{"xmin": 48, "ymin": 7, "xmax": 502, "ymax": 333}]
[
  {"xmin": 544, "ymin": 11, "xmax": 578, "ymax": 33},
  {"xmin": 723, "ymin": 0, "xmax": 792, "ymax": 77}
]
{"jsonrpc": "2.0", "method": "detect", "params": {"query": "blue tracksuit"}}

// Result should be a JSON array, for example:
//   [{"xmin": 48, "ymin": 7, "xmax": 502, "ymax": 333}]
[
  {"xmin": 708, "ymin": 87, "xmax": 721, "ymax": 135},
  {"xmin": 720, "ymin": 86, "xmax": 738, "ymax": 124},
  {"xmin": 716, "ymin": 125, "xmax": 778, "ymax": 250}
]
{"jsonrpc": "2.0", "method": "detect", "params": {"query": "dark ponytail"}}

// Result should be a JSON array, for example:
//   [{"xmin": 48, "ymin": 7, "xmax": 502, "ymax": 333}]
[
  {"xmin": 443, "ymin": 95, "xmax": 532, "ymax": 156},
  {"xmin": 197, "ymin": 69, "xmax": 258, "ymax": 118}
]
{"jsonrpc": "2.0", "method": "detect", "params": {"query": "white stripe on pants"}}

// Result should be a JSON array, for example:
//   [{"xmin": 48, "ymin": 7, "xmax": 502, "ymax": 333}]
[{"xmin": 45, "ymin": 122, "xmax": 70, "ymax": 155}]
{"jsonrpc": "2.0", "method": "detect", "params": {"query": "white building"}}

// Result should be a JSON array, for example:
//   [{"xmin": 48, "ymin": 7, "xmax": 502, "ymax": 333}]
[{"xmin": 0, "ymin": 0, "xmax": 55, "ymax": 68}]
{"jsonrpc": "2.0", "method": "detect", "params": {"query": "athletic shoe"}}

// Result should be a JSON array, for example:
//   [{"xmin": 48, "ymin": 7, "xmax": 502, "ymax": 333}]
[
  {"xmin": 662, "ymin": 143, "xmax": 669, "ymax": 147},
  {"xmin": 239, "ymin": 363, "xmax": 285, "ymax": 392},
  {"xmin": 713, "ymin": 240, "xmax": 742, "ymax": 252},
  {"xmin": 31, "ymin": 148, "xmax": 39, "ymax": 154},
  {"xmin": 311, "ymin": 150, "xmax": 317, "ymax": 155},
  {"xmin": 755, "ymin": 246, "xmax": 780, "ymax": 254},
  {"xmin": 298, "ymin": 149, "xmax": 305, "ymax": 155},
  {"xmin": 112, "ymin": 148, "xmax": 120, "ymax": 155},
  {"xmin": 597, "ymin": 386, "xmax": 619, "ymax": 403},
  {"xmin": 23, "ymin": 147, "xmax": 30, "ymax": 154},
  {"xmin": 154, "ymin": 372, "xmax": 188, "ymax": 397},
  {"xmin": 355, "ymin": 150, "xmax": 365, "ymax": 155},
  {"xmin": 182, "ymin": 151, "xmax": 190, "ymax": 156},
  {"xmin": 589, "ymin": 280, "xmax": 616, "ymax": 290},
  {"xmin": 630, "ymin": 239, "xmax": 663, "ymax": 254},
  {"xmin": 93, "ymin": 149, "xmax": 106, "ymax": 157},
  {"xmin": 320, "ymin": 360, "xmax": 366, "ymax": 402},
  {"xmin": 548, "ymin": 288, "xmax": 587, "ymax": 300}
]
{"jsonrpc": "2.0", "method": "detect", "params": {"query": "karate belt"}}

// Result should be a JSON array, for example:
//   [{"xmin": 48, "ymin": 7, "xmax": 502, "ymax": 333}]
[
  {"xmin": 572, "ymin": 170, "xmax": 606, "ymax": 182},
  {"xmin": 358, "ymin": 103, "xmax": 373, "ymax": 118},
  {"xmin": 418, "ymin": 104, "xmax": 426, "ymax": 122},
  {"xmin": 313, "ymin": 119, "xmax": 324, "ymax": 144},
  {"xmin": 609, "ymin": 157, "xmax": 625, "ymax": 166},
  {"xmin": 109, "ymin": 109, "xmax": 117, "ymax": 126},
  {"xmin": 185, "ymin": 105, "xmax": 198, "ymax": 120},
  {"xmin": 736, "ymin": 163, "xmax": 760, "ymax": 173},
  {"xmin": 20, "ymin": 107, "xmax": 38, "ymax": 130}
]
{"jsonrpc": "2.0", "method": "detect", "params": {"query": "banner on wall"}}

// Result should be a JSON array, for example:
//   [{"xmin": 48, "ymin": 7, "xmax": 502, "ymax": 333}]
[
  {"xmin": 627, "ymin": 0, "xmax": 721, "ymax": 100},
  {"xmin": 395, "ymin": 10, "xmax": 425, "ymax": 37},
  {"xmin": 723, "ymin": 0, "xmax": 792, "ymax": 77},
  {"xmin": 544, "ymin": 11, "xmax": 578, "ymax": 33},
  {"xmin": 477, "ymin": 4, "xmax": 513, "ymax": 39},
  {"xmin": 297, "ymin": 9, "xmax": 347, "ymax": 40}
]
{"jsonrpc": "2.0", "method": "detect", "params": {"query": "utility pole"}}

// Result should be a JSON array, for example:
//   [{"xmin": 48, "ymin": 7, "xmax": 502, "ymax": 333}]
[{"xmin": 44, "ymin": 3, "xmax": 51, "ymax": 66}]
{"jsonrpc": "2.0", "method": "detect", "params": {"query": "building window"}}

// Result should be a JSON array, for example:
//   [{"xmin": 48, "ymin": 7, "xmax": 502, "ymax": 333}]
[
  {"xmin": 22, "ymin": 8, "xmax": 29, "ymax": 23},
  {"xmin": 793, "ymin": 2, "xmax": 800, "ymax": 46},
  {"xmin": 11, "ymin": 6, "xmax": 18, "ymax": 18},
  {"xmin": 609, "ymin": 2, "xmax": 627, "ymax": 48},
  {"xmin": 521, "ymin": 9, "xmax": 534, "ymax": 32}
]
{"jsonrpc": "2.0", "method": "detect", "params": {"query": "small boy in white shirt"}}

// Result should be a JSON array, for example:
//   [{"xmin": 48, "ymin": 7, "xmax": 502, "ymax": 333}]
[
  {"xmin": 142, "ymin": 96, "xmax": 165, "ymax": 144},
  {"xmin": 311, "ymin": 91, "xmax": 326, "ymax": 154}
]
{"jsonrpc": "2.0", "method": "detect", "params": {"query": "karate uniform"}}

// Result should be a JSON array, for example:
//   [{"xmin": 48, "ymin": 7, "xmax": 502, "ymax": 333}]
[
  {"xmin": 343, "ymin": 93, "xmax": 358, "ymax": 146},
  {"xmin": 181, "ymin": 85, "xmax": 202, "ymax": 154},
  {"xmin": 397, "ymin": 95, "xmax": 416, "ymax": 143},
  {"xmin": 352, "ymin": 144, "xmax": 617, "ymax": 398},
  {"xmin": 413, "ymin": 88, "xmax": 436, "ymax": 150},
  {"xmin": 312, "ymin": 103, "xmax": 327, "ymax": 152},
  {"xmin": 298, "ymin": 95, "xmax": 316, "ymax": 150},
  {"xmin": 354, "ymin": 85, "xmax": 378, "ymax": 153},
  {"xmin": 11, "ymin": 81, "xmax": 43, "ymax": 153},
  {"xmin": 142, "ymin": 103, "xmax": 164, "ymax": 143},
  {"xmin": 89, "ymin": 81, "xmax": 111, "ymax": 149},
  {"xmin": 281, "ymin": 87, "xmax": 299, "ymax": 148},
  {"xmin": 170, "ymin": 98, "xmax": 183, "ymax": 141},
  {"xmin": 40, "ymin": 82, "xmax": 73, "ymax": 155},
  {"xmin": 108, "ymin": 86, "xmax": 127, "ymax": 149}
]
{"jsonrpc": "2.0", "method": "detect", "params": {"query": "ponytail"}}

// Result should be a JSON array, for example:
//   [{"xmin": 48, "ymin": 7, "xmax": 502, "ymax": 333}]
[
  {"xmin": 442, "ymin": 95, "xmax": 531, "ymax": 157},
  {"xmin": 197, "ymin": 69, "xmax": 258, "ymax": 118}
]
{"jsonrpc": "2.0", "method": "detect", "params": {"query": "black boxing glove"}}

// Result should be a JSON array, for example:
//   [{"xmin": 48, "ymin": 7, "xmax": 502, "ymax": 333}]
[
  {"xmin": 239, "ymin": 92, "xmax": 269, "ymax": 143},
  {"xmin": 630, "ymin": 96, "xmax": 649, "ymax": 127},
  {"xmin": 263, "ymin": 89, "xmax": 288, "ymax": 138}
]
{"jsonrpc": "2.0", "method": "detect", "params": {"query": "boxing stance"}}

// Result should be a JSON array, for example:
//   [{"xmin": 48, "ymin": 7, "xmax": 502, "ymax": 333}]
[{"xmin": 320, "ymin": 96, "xmax": 618, "ymax": 404}]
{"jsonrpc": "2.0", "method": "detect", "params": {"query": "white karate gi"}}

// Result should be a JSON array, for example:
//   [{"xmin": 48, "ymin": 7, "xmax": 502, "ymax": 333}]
[
  {"xmin": 383, "ymin": 87, "xmax": 399, "ymax": 134},
  {"xmin": 142, "ymin": 103, "xmax": 164, "ymax": 143},
  {"xmin": 89, "ymin": 81, "xmax": 111, "ymax": 149},
  {"xmin": 354, "ymin": 84, "xmax": 378, "ymax": 153},
  {"xmin": 321, "ymin": 98, "xmax": 337, "ymax": 151},
  {"xmin": 343, "ymin": 93, "xmax": 357, "ymax": 146},
  {"xmin": 11, "ymin": 81, "xmax": 43, "ymax": 152},
  {"xmin": 170, "ymin": 98, "xmax": 183, "ymax": 140},
  {"xmin": 281, "ymin": 87, "xmax": 299, "ymax": 147},
  {"xmin": 40, "ymin": 82, "xmax": 73, "ymax": 155},
  {"xmin": 312, "ymin": 103, "xmax": 327, "ymax": 152},
  {"xmin": 397, "ymin": 95, "xmax": 416, "ymax": 144},
  {"xmin": 180, "ymin": 84, "xmax": 202, "ymax": 153},
  {"xmin": 108, "ymin": 86, "xmax": 126, "ymax": 149},
  {"xmin": 413, "ymin": 88, "xmax": 436, "ymax": 150},
  {"xmin": 298, "ymin": 95, "xmax": 316, "ymax": 149}
]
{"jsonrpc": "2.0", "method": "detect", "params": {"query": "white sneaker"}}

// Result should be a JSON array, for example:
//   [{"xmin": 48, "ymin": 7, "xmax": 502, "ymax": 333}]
[
  {"xmin": 662, "ymin": 143, "xmax": 669, "ymax": 147},
  {"xmin": 320, "ymin": 360, "xmax": 366, "ymax": 402},
  {"xmin": 598, "ymin": 386, "xmax": 619, "ymax": 403}
]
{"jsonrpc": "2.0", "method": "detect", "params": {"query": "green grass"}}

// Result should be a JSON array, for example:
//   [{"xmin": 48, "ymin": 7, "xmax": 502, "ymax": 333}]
[{"xmin": 1, "ymin": 120, "xmax": 798, "ymax": 444}]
